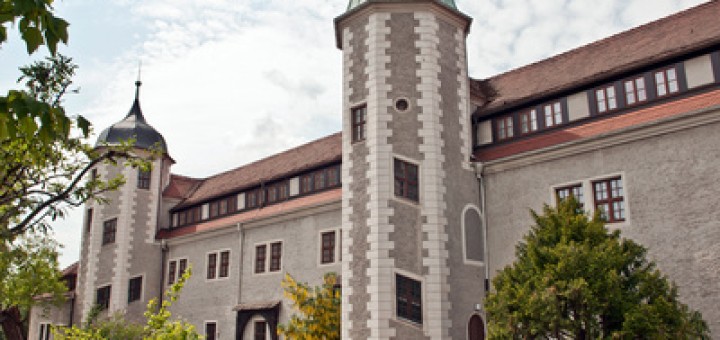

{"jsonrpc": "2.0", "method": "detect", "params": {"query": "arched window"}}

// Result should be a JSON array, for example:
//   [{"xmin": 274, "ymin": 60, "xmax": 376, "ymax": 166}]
[
  {"xmin": 468, "ymin": 314, "xmax": 485, "ymax": 340},
  {"xmin": 462, "ymin": 206, "xmax": 485, "ymax": 263}
]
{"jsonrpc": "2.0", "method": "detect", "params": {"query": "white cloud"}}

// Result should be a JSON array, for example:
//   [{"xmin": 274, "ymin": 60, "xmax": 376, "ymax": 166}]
[{"xmin": 46, "ymin": 0, "xmax": 708, "ymax": 267}]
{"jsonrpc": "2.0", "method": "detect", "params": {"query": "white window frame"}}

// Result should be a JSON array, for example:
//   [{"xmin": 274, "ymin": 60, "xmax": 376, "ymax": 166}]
[
  {"xmin": 551, "ymin": 172, "xmax": 630, "ymax": 227},
  {"xmin": 127, "ymin": 274, "xmax": 145, "ymax": 304},
  {"xmin": 204, "ymin": 320, "xmax": 218, "ymax": 340},
  {"xmin": 167, "ymin": 257, "xmax": 189, "ymax": 285},
  {"xmin": 253, "ymin": 240, "xmax": 283, "ymax": 275},
  {"xmin": 205, "ymin": 249, "xmax": 231, "ymax": 282},
  {"xmin": 38, "ymin": 322, "xmax": 52, "ymax": 340}
]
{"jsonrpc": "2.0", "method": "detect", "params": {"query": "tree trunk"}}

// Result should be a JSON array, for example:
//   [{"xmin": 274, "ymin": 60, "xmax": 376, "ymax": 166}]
[{"xmin": 0, "ymin": 306, "xmax": 27, "ymax": 340}]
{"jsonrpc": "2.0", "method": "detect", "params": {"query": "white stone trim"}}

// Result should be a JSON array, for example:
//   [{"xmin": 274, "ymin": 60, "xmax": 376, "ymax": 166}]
[
  {"xmin": 252, "ymin": 240, "xmax": 284, "ymax": 275},
  {"xmin": 340, "ymin": 23, "xmax": 355, "ymax": 340},
  {"xmin": 80, "ymin": 164, "xmax": 110, "ymax": 321},
  {"xmin": 111, "ymin": 164, "xmax": 136, "ymax": 312},
  {"xmin": 127, "ymin": 273, "xmax": 146, "ymax": 304},
  {"xmin": 415, "ymin": 11, "xmax": 451, "ymax": 339},
  {"xmin": 204, "ymin": 248, "xmax": 232, "ymax": 282},
  {"xmin": 391, "ymin": 269, "xmax": 425, "ymax": 330},
  {"xmin": 460, "ymin": 204, "xmax": 485, "ymax": 267},
  {"xmin": 454, "ymin": 27, "xmax": 473, "ymax": 172}
]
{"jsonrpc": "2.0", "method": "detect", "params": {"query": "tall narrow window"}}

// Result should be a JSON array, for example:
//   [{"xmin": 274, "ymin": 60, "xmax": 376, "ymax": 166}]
[
  {"xmin": 520, "ymin": 109, "xmax": 538, "ymax": 134},
  {"xmin": 246, "ymin": 190, "xmax": 258, "ymax": 209},
  {"xmin": 38, "ymin": 323, "xmax": 51, "ymax": 340},
  {"xmin": 396, "ymin": 274, "xmax": 422, "ymax": 324},
  {"xmin": 207, "ymin": 253, "xmax": 217, "ymax": 279},
  {"xmin": 394, "ymin": 158, "xmax": 419, "ymax": 202},
  {"xmin": 593, "ymin": 177, "xmax": 625, "ymax": 223},
  {"xmin": 543, "ymin": 102, "xmax": 563, "ymax": 127},
  {"xmin": 128, "ymin": 276, "xmax": 142, "ymax": 303},
  {"xmin": 270, "ymin": 242, "xmax": 282, "ymax": 272},
  {"xmin": 624, "ymin": 77, "xmax": 647, "ymax": 105},
  {"xmin": 277, "ymin": 182, "xmax": 289, "ymax": 200},
  {"xmin": 351, "ymin": 105, "xmax": 367, "ymax": 143},
  {"xmin": 655, "ymin": 67, "xmax": 679, "ymax": 97},
  {"xmin": 102, "ymin": 218, "xmax": 117, "ymax": 245},
  {"xmin": 313, "ymin": 171, "xmax": 326, "ymax": 191},
  {"xmin": 178, "ymin": 259, "xmax": 188, "ymax": 278},
  {"xmin": 266, "ymin": 184, "xmax": 278, "ymax": 203},
  {"xmin": 300, "ymin": 175, "xmax": 313, "ymax": 194},
  {"xmin": 137, "ymin": 169, "xmax": 151, "ymax": 189},
  {"xmin": 219, "ymin": 199, "xmax": 228, "ymax": 215},
  {"xmin": 595, "ymin": 85, "xmax": 617, "ymax": 113},
  {"xmin": 321, "ymin": 231, "xmax": 336, "ymax": 264},
  {"xmin": 168, "ymin": 260, "xmax": 177, "ymax": 285},
  {"xmin": 254, "ymin": 320, "xmax": 267, "ymax": 340},
  {"xmin": 219, "ymin": 251, "xmax": 230, "ymax": 278},
  {"xmin": 495, "ymin": 116, "xmax": 513, "ymax": 140},
  {"xmin": 205, "ymin": 322, "xmax": 217, "ymax": 340},
  {"xmin": 463, "ymin": 208, "xmax": 485, "ymax": 263},
  {"xmin": 85, "ymin": 208, "xmax": 93, "ymax": 233},
  {"xmin": 255, "ymin": 245, "xmax": 266, "ymax": 274},
  {"xmin": 96, "ymin": 285, "xmax": 111, "ymax": 310},
  {"xmin": 327, "ymin": 166, "xmax": 340, "ymax": 187}
]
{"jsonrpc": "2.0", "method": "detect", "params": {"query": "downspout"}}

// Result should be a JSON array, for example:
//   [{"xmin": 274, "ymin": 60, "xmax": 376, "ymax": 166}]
[
  {"xmin": 236, "ymin": 223, "xmax": 244, "ymax": 303},
  {"xmin": 159, "ymin": 239, "xmax": 168, "ymax": 308},
  {"xmin": 473, "ymin": 162, "xmax": 490, "ymax": 296}
]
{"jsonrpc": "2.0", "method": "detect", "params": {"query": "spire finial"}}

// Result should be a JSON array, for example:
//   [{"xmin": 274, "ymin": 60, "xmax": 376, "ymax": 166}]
[{"xmin": 135, "ymin": 60, "xmax": 142, "ymax": 99}]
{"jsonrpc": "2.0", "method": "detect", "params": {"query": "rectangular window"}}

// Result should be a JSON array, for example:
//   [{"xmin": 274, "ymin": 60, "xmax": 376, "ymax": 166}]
[
  {"xmin": 270, "ymin": 242, "xmax": 282, "ymax": 272},
  {"xmin": 321, "ymin": 231, "xmax": 336, "ymax": 264},
  {"xmin": 96, "ymin": 285, "xmax": 111, "ymax": 310},
  {"xmin": 102, "ymin": 218, "xmax": 117, "ymax": 245},
  {"xmin": 137, "ymin": 169, "xmax": 151, "ymax": 189},
  {"xmin": 219, "ymin": 251, "xmax": 230, "ymax": 278},
  {"xmin": 128, "ymin": 276, "xmax": 142, "ymax": 303},
  {"xmin": 254, "ymin": 320, "xmax": 267, "ymax": 340},
  {"xmin": 556, "ymin": 184, "xmax": 584, "ymax": 209},
  {"xmin": 300, "ymin": 175, "xmax": 312, "ymax": 194},
  {"xmin": 593, "ymin": 177, "xmax": 625, "ymax": 223},
  {"xmin": 394, "ymin": 158, "xmax": 419, "ymax": 202},
  {"xmin": 168, "ymin": 260, "xmax": 177, "ymax": 285},
  {"xmin": 520, "ymin": 109, "xmax": 538, "ymax": 134},
  {"xmin": 255, "ymin": 245, "xmax": 266, "ymax": 274},
  {"xmin": 396, "ymin": 274, "xmax": 422, "ymax": 324},
  {"xmin": 624, "ymin": 77, "xmax": 647, "ymax": 105},
  {"xmin": 327, "ymin": 166, "xmax": 340, "ymax": 187},
  {"xmin": 266, "ymin": 184, "xmax": 278, "ymax": 203},
  {"xmin": 496, "ymin": 116, "xmax": 513, "ymax": 140},
  {"xmin": 351, "ymin": 105, "xmax": 367, "ymax": 143},
  {"xmin": 205, "ymin": 322, "xmax": 217, "ymax": 340},
  {"xmin": 595, "ymin": 85, "xmax": 618, "ymax": 113},
  {"xmin": 655, "ymin": 67, "xmax": 679, "ymax": 97},
  {"xmin": 207, "ymin": 253, "xmax": 217, "ymax": 280},
  {"xmin": 178, "ymin": 259, "xmax": 188, "ymax": 278},
  {"xmin": 313, "ymin": 171, "xmax": 326, "ymax": 191},
  {"xmin": 543, "ymin": 102, "xmax": 563, "ymax": 127},
  {"xmin": 38, "ymin": 323, "xmax": 51, "ymax": 340},
  {"xmin": 277, "ymin": 182, "xmax": 289, "ymax": 200},
  {"xmin": 85, "ymin": 208, "xmax": 93, "ymax": 233}
]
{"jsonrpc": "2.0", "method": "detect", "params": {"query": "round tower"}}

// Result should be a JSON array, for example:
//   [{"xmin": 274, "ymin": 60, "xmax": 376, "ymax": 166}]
[
  {"xmin": 335, "ymin": 1, "xmax": 485, "ymax": 339},
  {"xmin": 76, "ymin": 81, "xmax": 173, "ymax": 323}
]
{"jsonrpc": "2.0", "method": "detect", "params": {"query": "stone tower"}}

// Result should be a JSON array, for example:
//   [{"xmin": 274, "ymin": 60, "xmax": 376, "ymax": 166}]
[
  {"xmin": 335, "ymin": 1, "xmax": 486, "ymax": 339},
  {"xmin": 75, "ymin": 81, "xmax": 173, "ymax": 323}
]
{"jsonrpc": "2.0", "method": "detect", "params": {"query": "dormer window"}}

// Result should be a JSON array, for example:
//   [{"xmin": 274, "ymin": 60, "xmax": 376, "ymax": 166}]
[
  {"xmin": 655, "ymin": 67, "xmax": 679, "ymax": 97},
  {"xmin": 520, "ymin": 109, "xmax": 538, "ymax": 134},
  {"xmin": 624, "ymin": 76, "xmax": 647, "ymax": 105},
  {"xmin": 495, "ymin": 116, "xmax": 513, "ymax": 140},
  {"xmin": 595, "ymin": 85, "xmax": 618, "ymax": 113},
  {"xmin": 137, "ymin": 169, "xmax": 151, "ymax": 189},
  {"xmin": 543, "ymin": 102, "xmax": 563, "ymax": 127}
]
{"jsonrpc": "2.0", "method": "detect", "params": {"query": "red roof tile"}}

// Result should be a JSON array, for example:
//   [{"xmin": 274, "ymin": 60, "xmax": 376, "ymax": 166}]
[
  {"xmin": 163, "ymin": 174, "xmax": 202, "ymax": 200},
  {"xmin": 158, "ymin": 188, "xmax": 341, "ymax": 239},
  {"xmin": 173, "ymin": 132, "xmax": 342, "ymax": 209},
  {"xmin": 471, "ymin": 0, "xmax": 720, "ymax": 114},
  {"xmin": 475, "ymin": 89, "xmax": 720, "ymax": 161}
]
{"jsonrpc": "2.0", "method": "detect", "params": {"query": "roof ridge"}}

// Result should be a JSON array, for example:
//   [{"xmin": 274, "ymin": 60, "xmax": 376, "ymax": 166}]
[{"xmin": 476, "ymin": 0, "xmax": 716, "ymax": 83}]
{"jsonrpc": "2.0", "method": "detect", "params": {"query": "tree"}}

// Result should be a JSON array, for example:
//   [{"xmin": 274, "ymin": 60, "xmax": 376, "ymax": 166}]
[
  {"xmin": 0, "ymin": 235, "xmax": 67, "ymax": 339},
  {"xmin": 53, "ymin": 267, "xmax": 200, "ymax": 340},
  {"xmin": 485, "ymin": 198, "xmax": 710, "ymax": 339},
  {"xmin": 278, "ymin": 272, "xmax": 340, "ymax": 340}
]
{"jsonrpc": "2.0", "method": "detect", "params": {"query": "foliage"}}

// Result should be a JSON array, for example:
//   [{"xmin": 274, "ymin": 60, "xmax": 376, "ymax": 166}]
[
  {"xmin": 278, "ymin": 272, "xmax": 340, "ymax": 340},
  {"xmin": 0, "ymin": 234, "xmax": 67, "ymax": 339},
  {"xmin": 485, "ymin": 198, "xmax": 710, "ymax": 339},
  {"xmin": 53, "ymin": 267, "xmax": 200, "ymax": 340}
]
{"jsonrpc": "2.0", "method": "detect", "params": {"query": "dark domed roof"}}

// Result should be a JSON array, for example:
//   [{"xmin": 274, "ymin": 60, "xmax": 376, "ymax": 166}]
[{"xmin": 96, "ymin": 81, "xmax": 168, "ymax": 153}]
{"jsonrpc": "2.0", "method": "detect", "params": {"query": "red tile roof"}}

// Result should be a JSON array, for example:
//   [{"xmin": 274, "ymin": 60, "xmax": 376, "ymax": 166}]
[
  {"xmin": 471, "ymin": 0, "xmax": 720, "ymax": 115},
  {"xmin": 158, "ymin": 188, "xmax": 341, "ymax": 239},
  {"xmin": 475, "ymin": 89, "xmax": 720, "ymax": 162},
  {"xmin": 173, "ymin": 132, "xmax": 342, "ymax": 209},
  {"xmin": 163, "ymin": 174, "xmax": 202, "ymax": 200}
]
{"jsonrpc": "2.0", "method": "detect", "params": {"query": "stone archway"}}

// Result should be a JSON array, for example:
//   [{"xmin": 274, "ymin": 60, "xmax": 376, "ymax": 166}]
[{"xmin": 468, "ymin": 314, "xmax": 485, "ymax": 340}]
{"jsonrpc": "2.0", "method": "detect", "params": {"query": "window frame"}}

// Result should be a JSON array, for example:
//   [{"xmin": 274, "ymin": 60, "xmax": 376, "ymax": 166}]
[
  {"xmin": 319, "ymin": 229, "xmax": 339, "ymax": 265},
  {"xmin": 85, "ymin": 208, "xmax": 93, "ymax": 233},
  {"xmin": 102, "ymin": 218, "xmax": 117, "ymax": 245},
  {"xmin": 495, "ymin": 115, "xmax": 514, "ymax": 141},
  {"xmin": 254, "ymin": 320, "xmax": 267, "ymax": 340},
  {"xmin": 254, "ymin": 244, "xmax": 267, "ymax": 274},
  {"xmin": 269, "ymin": 241, "xmax": 282, "ymax": 272},
  {"xmin": 551, "ymin": 174, "xmax": 629, "ymax": 226},
  {"xmin": 393, "ymin": 157, "xmax": 419, "ymax": 203},
  {"xmin": 654, "ymin": 66, "xmax": 680, "ymax": 98},
  {"xmin": 167, "ymin": 257, "xmax": 189, "ymax": 285},
  {"xmin": 96, "ymin": 284, "xmax": 111, "ymax": 310},
  {"xmin": 204, "ymin": 321, "xmax": 217, "ymax": 340},
  {"xmin": 519, "ymin": 109, "xmax": 538, "ymax": 135},
  {"xmin": 137, "ymin": 169, "xmax": 151, "ymax": 189},
  {"xmin": 461, "ymin": 205, "xmax": 485, "ymax": 266},
  {"xmin": 595, "ymin": 84, "xmax": 618, "ymax": 113},
  {"xmin": 592, "ymin": 177, "xmax": 626, "ymax": 223},
  {"xmin": 38, "ymin": 323, "xmax": 52, "ymax": 340},
  {"xmin": 555, "ymin": 183, "xmax": 585, "ymax": 210},
  {"xmin": 394, "ymin": 272, "xmax": 423, "ymax": 325},
  {"xmin": 128, "ymin": 275, "xmax": 143, "ymax": 303},
  {"xmin": 206, "ymin": 249, "xmax": 231, "ymax": 281},
  {"xmin": 351, "ymin": 104, "xmax": 367, "ymax": 143},
  {"xmin": 623, "ymin": 76, "xmax": 648, "ymax": 106},
  {"xmin": 543, "ymin": 101, "xmax": 563, "ymax": 127}
]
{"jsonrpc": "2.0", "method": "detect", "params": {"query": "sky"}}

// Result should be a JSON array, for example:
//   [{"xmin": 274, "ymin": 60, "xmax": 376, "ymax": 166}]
[{"xmin": 0, "ymin": 0, "xmax": 707, "ymax": 268}]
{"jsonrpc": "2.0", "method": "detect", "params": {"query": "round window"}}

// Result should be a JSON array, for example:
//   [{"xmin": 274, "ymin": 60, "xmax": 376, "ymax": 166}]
[{"xmin": 395, "ymin": 98, "xmax": 409, "ymax": 112}]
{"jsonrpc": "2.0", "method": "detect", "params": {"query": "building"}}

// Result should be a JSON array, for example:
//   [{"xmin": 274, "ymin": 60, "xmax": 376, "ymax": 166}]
[{"xmin": 30, "ymin": 0, "xmax": 720, "ymax": 339}]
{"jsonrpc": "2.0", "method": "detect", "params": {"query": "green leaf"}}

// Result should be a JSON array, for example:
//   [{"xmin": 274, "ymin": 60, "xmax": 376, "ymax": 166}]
[
  {"xmin": 21, "ymin": 26, "xmax": 43, "ymax": 54},
  {"xmin": 77, "ymin": 115, "xmax": 90, "ymax": 137}
]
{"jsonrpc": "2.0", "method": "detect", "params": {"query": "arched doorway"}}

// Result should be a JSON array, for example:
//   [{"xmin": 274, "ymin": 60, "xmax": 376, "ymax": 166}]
[{"xmin": 468, "ymin": 314, "xmax": 485, "ymax": 340}]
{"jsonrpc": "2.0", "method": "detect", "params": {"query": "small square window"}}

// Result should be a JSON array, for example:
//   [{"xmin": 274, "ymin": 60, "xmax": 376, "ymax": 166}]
[
  {"xmin": 102, "ymin": 218, "xmax": 117, "ymax": 245},
  {"xmin": 396, "ymin": 274, "xmax": 422, "ymax": 324},
  {"xmin": 128, "ymin": 276, "xmax": 142, "ymax": 303},
  {"xmin": 394, "ymin": 158, "xmax": 419, "ymax": 202},
  {"xmin": 351, "ymin": 105, "xmax": 367, "ymax": 143}
]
